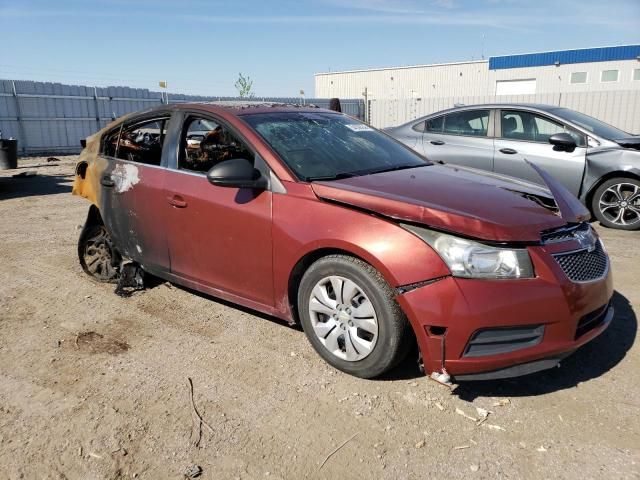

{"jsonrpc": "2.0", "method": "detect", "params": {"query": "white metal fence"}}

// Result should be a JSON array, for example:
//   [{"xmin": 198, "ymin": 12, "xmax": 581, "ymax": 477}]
[
  {"xmin": 368, "ymin": 90, "xmax": 640, "ymax": 134},
  {"xmin": 0, "ymin": 79, "xmax": 365, "ymax": 155}
]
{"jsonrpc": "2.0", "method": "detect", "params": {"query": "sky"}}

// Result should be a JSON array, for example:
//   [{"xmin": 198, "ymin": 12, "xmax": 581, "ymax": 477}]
[{"xmin": 1, "ymin": 0, "xmax": 639, "ymax": 97}]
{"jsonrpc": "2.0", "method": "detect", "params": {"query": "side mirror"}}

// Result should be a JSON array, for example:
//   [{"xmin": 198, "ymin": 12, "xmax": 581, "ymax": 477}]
[
  {"xmin": 207, "ymin": 158, "xmax": 268, "ymax": 189},
  {"xmin": 549, "ymin": 133, "xmax": 577, "ymax": 152}
]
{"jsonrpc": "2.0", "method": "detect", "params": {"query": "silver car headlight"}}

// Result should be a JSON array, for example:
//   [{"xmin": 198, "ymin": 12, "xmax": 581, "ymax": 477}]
[{"xmin": 402, "ymin": 224, "xmax": 534, "ymax": 279}]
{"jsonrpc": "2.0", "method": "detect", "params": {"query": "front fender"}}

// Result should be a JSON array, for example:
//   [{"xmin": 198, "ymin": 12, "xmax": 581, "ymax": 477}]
[
  {"xmin": 272, "ymin": 184, "xmax": 450, "ymax": 319},
  {"xmin": 581, "ymin": 149, "xmax": 640, "ymax": 202}
]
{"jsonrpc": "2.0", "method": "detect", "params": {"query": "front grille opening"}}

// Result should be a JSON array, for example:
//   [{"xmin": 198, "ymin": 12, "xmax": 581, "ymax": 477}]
[
  {"xmin": 553, "ymin": 241, "xmax": 608, "ymax": 282},
  {"xmin": 575, "ymin": 303, "xmax": 609, "ymax": 339},
  {"xmin": 541, "ymin": 222, "xmax": 590, "ymax": 244},
  {"xmin": 463, "ymin": 325, "xmax": 544, "ymax": 358}
]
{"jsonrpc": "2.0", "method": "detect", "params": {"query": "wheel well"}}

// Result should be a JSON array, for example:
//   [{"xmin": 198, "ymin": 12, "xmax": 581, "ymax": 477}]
[
  {"xmin": 85, "ymin": 204, "xmax": 104, "ymax": 228},
  {"xmin": 287, "ymin": 248, "xmax": 371, "ymax": 325},
  {"xmin": 585, "ymin": 171, "xmax": 640, "ymax": 213}
]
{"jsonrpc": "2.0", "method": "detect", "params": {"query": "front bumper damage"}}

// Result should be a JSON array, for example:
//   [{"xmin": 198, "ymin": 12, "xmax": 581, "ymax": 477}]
[{"xmin": 396, "ymin": 244, "xmax": 614, "ymax": 381}]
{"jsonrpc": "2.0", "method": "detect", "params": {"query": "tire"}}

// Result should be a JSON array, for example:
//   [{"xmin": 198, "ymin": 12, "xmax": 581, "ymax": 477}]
[
  {"xmin": 78, "ymin": 224, "xmax": 121, "ymax": 283},
  {"xmin": 297, "ymin": 255, "xmax": 411, "ymax": 378},
  {"xmin": 591, "ymin": 177, "xmax": 640, "ymax": 231}
]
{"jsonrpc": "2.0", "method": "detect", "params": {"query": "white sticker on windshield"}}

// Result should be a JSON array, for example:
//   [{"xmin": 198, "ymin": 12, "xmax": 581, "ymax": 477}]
[{"xmin": 345, "ymin": 124, "xmax": 374, "ymax": 132}]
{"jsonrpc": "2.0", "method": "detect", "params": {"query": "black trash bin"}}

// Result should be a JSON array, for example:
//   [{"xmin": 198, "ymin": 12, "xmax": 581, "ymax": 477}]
[{"xmin": 0, "ymin": 139, "xmax": 18, "ymax": 170}]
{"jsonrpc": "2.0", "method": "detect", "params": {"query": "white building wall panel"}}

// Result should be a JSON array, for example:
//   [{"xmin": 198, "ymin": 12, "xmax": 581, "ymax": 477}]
[{"xmin": 316, "ymin": 59, "xmax": 640, "ymax": 99}]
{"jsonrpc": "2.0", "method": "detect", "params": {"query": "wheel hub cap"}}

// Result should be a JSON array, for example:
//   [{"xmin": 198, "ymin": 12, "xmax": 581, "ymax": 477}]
[{"xmin": 308, "ymin": 275, "xmax": 379, "ymax": 362}]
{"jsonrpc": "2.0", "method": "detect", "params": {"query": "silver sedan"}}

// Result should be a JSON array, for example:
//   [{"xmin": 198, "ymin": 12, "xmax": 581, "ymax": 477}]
[{"xmin": 386, "ymin": 104, "xmax": 640, "ymax": 230}]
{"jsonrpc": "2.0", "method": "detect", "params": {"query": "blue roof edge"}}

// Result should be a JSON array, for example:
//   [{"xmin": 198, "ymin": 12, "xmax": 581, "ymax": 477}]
[{"xmin": 489, "ymin": 45, "xmax": 640, "ymax": 70}]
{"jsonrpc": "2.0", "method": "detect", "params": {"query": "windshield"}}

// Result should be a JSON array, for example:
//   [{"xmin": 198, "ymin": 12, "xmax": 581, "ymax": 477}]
[
  {"xmin": 242, "ymin": 112, "xmax": 429, "ymax": 180},
  {"xmin": 551, "ymin": 108, "xmax": 630, "ymax": 139}
]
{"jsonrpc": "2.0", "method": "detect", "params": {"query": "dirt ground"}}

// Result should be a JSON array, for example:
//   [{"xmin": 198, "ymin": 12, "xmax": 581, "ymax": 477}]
[{"xmin": 0, "ymin": 156, "xmax": 638, "ymax": 480}]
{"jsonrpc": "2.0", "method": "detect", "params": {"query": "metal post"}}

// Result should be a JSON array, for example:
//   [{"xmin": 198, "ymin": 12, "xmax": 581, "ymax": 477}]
[
  {"xmin": 11, "ymin": 80, "xmax": 27, "ymax": 154},
  {"xmin": 93, "ymin": 87, "xmax": 101, "ymax": 132},
  {"xmin": 363, "ymin": 87, "xmax": 369, "ymax": 124}
]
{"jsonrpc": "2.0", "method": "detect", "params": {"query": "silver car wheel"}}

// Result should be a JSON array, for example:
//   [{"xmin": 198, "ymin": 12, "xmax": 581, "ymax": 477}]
[
  {"xmin": 308, "ymin": 275, "xmax": 379, "ymax": 362},
  {"xmin": 598, "ymin": 182, "xmax": 640, "ymax": 226}
]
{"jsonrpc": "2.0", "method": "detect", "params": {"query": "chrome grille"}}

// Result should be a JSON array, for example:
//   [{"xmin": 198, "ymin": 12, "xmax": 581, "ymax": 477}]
[
  {"xmin": 552, "ymin": 241, "xmax": 608, "ymax": 282},
  {"xmin": 541, "ymin": 222, "xmax": 590, "ymax": 244}
]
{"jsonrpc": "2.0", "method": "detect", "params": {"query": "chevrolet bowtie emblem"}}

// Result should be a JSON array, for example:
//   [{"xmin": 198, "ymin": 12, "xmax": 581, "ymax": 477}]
[{"xmin": 574, "ymin": 229, "xmax": 596, "ymax": 252}]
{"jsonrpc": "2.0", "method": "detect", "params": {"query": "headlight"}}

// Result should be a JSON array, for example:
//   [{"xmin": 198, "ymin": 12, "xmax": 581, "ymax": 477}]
[{"xmin": 402, "ymin": 225, "xmax": 534, "ymax": 279}]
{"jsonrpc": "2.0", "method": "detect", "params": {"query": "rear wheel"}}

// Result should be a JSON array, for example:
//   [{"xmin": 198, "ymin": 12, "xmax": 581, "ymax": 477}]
[
  {"xmin": 297, "ymin": 255, "xmax": 411, "ymax": 379},
  {"xmin": 78, "ymin": 224, "xmax": 121, "ymax": 282},
  {"xmin": 592, "ymin": 178, "xmax": 640, "ymax": 230}
]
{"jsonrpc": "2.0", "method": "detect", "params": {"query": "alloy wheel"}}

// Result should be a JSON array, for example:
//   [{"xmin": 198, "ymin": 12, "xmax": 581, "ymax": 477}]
[
  {"xmin": 308, "ymin": 275, "xmax": 379, "ymax": 362},
  {"xmin": 598, "ymin": 182, "xmax": 640, "ymax": 227}
]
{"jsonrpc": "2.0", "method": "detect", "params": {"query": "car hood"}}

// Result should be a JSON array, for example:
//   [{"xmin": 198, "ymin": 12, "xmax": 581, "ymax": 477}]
[{"xmin": 311, "ymin": 165, "xmax": 572, "ymax": 242}]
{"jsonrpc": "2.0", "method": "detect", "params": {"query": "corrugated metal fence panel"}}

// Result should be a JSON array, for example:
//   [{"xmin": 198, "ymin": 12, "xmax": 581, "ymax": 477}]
[
  {"xmin": 369, "ymin": 90, "xmax": 640, "ymax": 134},
  {"xmin": 489, "ymin": 45, "xmax": 640, "ymax": 70},
  {"xmin": 0, "ymin": 79, "xmax": 364, "ymax": 154}
]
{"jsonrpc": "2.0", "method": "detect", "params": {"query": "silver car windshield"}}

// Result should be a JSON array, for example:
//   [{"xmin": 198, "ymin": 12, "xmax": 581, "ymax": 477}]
[
  {"xmin": 242, "ymin": 112, "xmax": 429, "ymax": 181},
  {"xmin": 551, "ymin": 108, "xmax": 630, "ymax": 139}
]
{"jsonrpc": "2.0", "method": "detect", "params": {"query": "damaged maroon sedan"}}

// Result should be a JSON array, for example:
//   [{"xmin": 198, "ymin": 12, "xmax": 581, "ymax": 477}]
[{"xmin": 73, "ymin": 103, "xmax": 613, "ymax": 381}]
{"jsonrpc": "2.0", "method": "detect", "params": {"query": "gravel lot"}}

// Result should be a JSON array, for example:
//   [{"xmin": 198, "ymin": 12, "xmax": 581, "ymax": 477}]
[{"xmin": 0, "ymin": 156, "xmax": 638, "ymax": 480}]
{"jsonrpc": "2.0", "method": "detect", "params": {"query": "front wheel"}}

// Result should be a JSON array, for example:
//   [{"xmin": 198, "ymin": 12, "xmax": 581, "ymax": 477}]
[
  {"xmin": 592, "ymin": 178, "xmax": 640, "ymax": 230},
  {"xmin": 297, "ymin": 255, "xmax": 411, "ymax": 379}
]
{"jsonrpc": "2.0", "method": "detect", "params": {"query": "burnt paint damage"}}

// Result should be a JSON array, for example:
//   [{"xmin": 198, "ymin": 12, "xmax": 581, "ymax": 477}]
[{"xmin": 73, "ymin": 112, "xmax": 169, "ymax": 284}]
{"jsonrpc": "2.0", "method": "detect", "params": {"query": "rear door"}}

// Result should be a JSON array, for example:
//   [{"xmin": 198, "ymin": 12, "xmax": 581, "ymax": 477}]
[
  {"xmin": 164, "ymin": 112, "xmax": 274, "ymax": 306},
  {"xmin": 493, "ymin": 109, "xmax": 587, "ymax": 196},
  {"xmin": 99, "ymin": 115, "xmax": 171, "ymax": 273},
  {"xmin": 421, "ymin": 109, "xmax": 494, "ymax": 170}
]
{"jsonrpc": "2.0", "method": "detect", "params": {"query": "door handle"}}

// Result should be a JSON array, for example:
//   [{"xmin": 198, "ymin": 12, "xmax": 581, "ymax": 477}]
[
  {"xmin": 430, "ymin": 140, "xmax": 445, "ymax": 146},
  {"xmin": 167, "ymin": 195, "xmax": 188, "ymax": 208},
  {"xmin": 499, "ymin": 148, "xmax": 518, "ymax": 155},
  {"xmin": 101, "ymin": 176, "xmax": 115, "ymax": 187}
]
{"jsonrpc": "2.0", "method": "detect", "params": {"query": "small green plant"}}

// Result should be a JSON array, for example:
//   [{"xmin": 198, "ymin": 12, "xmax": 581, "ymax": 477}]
[{"xmin": 234, "ymin": 73, "xmax": 254, "ymax": 98}]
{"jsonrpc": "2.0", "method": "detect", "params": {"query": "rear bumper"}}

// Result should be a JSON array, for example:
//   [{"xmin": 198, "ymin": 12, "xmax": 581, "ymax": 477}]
[{"xmin": 396, "ymin": 245, "xmax": 614, "ymax": 380}]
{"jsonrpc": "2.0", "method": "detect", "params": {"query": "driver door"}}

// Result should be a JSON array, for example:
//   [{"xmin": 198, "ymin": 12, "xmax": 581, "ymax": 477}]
[{"xmin": 164, "ymin": 114, "xmax": 274, "ymax": 306}]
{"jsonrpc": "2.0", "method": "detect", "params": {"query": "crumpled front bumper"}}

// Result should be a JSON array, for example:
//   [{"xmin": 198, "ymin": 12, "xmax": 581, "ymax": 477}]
[{"xmin": 395, "ymin": 245, "xmax": 614, "ymax": 380}]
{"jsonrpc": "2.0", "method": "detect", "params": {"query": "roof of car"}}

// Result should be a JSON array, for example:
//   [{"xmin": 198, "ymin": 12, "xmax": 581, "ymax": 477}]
[
  {"xmin": 170, "ymin": 101, "xmax": 335, "ymax": 116},
  {"xmin": 424, "ymin": 103, "xmax": 562, "ymax": 117}
]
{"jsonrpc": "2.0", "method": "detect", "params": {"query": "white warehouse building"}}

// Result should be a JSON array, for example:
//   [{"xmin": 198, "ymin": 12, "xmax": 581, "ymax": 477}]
[{"xmin": 315, "ymin": 45, "xmax": 640, "ymax": 99}]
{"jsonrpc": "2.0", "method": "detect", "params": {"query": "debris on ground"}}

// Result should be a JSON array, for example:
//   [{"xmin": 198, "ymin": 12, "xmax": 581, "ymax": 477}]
[
  {"xmin": 492, "ymin": 399, "xmax": 511, "ymax": 407},
  {"xmin": 434, "ymin": 402, "xmax": 445, "ymax": 411},
  {"xmin": 114, "ymin": 262, "xmax": 145, "ymax": 298},
  {"xmin": 455, "ymin": 407, "xmax": 477, "ymax": 422},
  {"xmin": 470, "ymin": 464, "xmax": 480, "ymax": 472},
  {"xmin": 454, "ymin": 445, "xmax": 470, "ymax": 450},
  {"xmin": 46, "ymin": 157, "xmax": 60, "ymax": 162},
  {"xmin": 318, "ymin": 432, "xmax": 358, "ymax": 471},
  {"xmin": 415, "ymin": 440, "xmax": 425, "ymax": 449},
  {"xmin": 537, "ymin": 445, "xmax": 548, "ymax": 452},
  {"xmin": 184, "ymin": 465, "xmax": 203, "ymax": 478},
  {"xmin": 187, "ymin": 377, "xmax": 214, "ymax": 448},
  {"xmin": 475, "ymin": 407, "xmax": 491, "ymax": 425},
  {"xmin": 484, "ymin": 424, "xmax": 506, "ymax": 431},
  {"xmin": 429, "ymin": 370, "xmax": 453, "ymax": 389}
]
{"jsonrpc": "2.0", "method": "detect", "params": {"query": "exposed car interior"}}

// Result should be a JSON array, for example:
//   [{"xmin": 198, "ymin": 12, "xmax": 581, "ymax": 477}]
[
  {"xmin": 115, "ymin": 119, "xmax": 167, "ymax": 166},
  {"xmin": 180, "ymin": 116, "xmax": 254, "ymax": 173}
]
